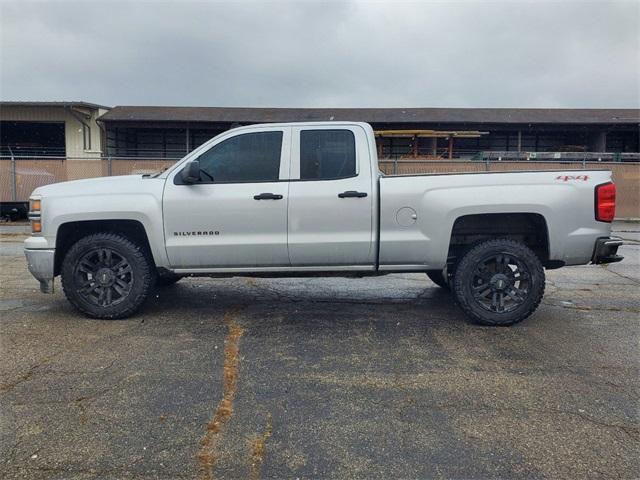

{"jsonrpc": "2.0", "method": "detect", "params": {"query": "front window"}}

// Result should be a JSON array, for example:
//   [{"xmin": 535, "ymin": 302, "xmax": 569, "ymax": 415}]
[{"xmin": 197, "ymin": 131, "xmax": 283, "ymax": 183}]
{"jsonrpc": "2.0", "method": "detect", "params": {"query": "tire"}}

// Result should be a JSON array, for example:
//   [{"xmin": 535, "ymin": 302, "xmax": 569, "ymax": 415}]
[
  {"xmin": 452, "ymin": 239, "xmax": 545, "ymax": 326},
  {"xmin": 426, "ymin": 270, "xmax": 450, "ymax": 290},
  {"xmin": 156, "ymin": 272, "xmax": 183, "ymax": 287},
  {"xmin": 61, "ymin": 233, "xmax": 155, "ymax": 319}
]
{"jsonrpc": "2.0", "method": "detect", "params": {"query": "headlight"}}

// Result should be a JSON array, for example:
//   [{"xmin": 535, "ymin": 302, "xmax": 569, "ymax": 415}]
[{"xmin": 28, "ymin": 197, "xmax": 42, "ymax": 234}]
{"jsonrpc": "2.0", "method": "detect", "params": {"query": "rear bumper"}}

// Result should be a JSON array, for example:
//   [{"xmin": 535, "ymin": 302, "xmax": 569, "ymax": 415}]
[
  {"xmin": 24, "ymin": 248, "xmax": 55, "ymax": 293},
  {"xmin": 592, "ymin": 237, "xmax": 624, "ymax": 265}
]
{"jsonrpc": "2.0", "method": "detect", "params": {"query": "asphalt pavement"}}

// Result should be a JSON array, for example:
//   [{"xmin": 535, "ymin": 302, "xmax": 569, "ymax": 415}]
[{"xmin": 1, "ymin": 223, "xmax": 638, "ymax": 479}]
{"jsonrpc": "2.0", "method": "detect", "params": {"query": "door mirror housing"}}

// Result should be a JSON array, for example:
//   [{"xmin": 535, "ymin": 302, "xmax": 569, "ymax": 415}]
[{"xmin": 181, "ymin": 160, "xmax": 201, "ymax": 184}]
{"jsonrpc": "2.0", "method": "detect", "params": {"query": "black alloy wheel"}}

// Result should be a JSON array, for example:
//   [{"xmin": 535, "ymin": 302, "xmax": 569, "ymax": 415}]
[
  {"xmin": 452, "ymin": 239, "xmax": 545, "ymax": 326},
  {"xmin": 61, "ymin": 233, "xmax": 154, "ymax": 319},
  {"xmin": 73, "ymin": 247, "xmax": 133, "ymax": 307},
  {"xmin": 470, "ymin": 253, "xmax": 530, "ymax": 313}
]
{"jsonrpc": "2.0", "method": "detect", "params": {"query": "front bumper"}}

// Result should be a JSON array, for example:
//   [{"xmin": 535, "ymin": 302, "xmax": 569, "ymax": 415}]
[
  {"xmin": 592, "ymin": 237, "xmax": 624, "ymax": 265},
  {"xmin": 24, "ymin": 248, "xmax": 55, "ymax": 293}
]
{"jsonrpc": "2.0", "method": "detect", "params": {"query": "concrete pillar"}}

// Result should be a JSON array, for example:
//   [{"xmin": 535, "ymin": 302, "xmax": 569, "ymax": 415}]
[{"xmin": 431, "ymin": 137, "xmax": 437, "ymax": 156}]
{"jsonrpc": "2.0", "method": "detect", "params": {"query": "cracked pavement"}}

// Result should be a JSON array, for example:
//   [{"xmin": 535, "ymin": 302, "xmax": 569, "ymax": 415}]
[{"xmin": 0, "ymin": 222, "xmax": 638, "ymax": 479}]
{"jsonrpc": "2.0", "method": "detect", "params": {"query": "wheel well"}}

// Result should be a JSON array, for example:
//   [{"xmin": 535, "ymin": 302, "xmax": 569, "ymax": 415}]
[
  {"xmin": 54, "ymin": 220, "xmax": 154, "ymax": 276},
  {"xmin": 447, "ymin": 213, "xmax": 552, "ymax": 270}
]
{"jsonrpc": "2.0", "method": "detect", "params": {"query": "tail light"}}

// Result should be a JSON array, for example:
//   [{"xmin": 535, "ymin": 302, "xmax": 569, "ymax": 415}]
[{"xmin": 595, "ymin": 182, "xmax": 616, "ymax": 222}]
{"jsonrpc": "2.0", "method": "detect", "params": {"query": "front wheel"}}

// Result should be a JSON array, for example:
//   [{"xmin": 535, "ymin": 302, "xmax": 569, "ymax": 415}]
[
  {"xmin": 452, "ymin": 239, "xmax": 545, "ymax": 326},
  {"xmin": 61, "ymin": 233, "xmax": 155, "ymax": 319}
]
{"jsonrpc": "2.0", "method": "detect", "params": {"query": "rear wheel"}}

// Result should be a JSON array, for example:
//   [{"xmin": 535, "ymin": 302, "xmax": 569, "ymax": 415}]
[
  {"xmin": 452, "ymin": 239, "xmax": 544, "ymax": 326},
  {"xmin": 426, "ymin": 270, "xmax": 450, "ymax": 290},
  {"xmin": 61, "ymin": 233, "xmax": 155, "ymax": 319}
]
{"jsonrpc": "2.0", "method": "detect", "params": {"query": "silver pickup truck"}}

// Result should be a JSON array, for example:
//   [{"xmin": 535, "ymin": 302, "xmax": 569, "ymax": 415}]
[{"xmin": 24, "ymin": 121, "xmax": 622, "ymax": 325}]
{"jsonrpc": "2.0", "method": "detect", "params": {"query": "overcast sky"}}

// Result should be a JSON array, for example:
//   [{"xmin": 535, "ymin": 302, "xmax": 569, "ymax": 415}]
[{"xmin": 1, "ymin": 0, "xmax": 638, "ymax": 108}]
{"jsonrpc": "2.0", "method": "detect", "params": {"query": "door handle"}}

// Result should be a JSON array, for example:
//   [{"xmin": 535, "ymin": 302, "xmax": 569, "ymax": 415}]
[
  {"xmin": 253, "ymin": 192, "xmax": 283, "ymax": 200},
  {"xmin": 338, "ymin": 191, "xmax": 368, "ymax": 198}
]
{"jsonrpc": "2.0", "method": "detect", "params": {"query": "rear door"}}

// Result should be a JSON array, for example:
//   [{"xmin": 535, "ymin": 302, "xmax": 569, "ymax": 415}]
[
  {"xmin": 163, "ymin": 127, "xmax": 291, "ymax": 268},
  {"xmin": 287, "ymin": 125, "xmax": 375, "ymax": 267}
]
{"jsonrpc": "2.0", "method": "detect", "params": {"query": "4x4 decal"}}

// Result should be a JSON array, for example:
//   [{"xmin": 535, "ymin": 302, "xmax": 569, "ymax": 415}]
[{"xmin": 556, "ymin": 174, "xmax": 589, "ymax": 182}]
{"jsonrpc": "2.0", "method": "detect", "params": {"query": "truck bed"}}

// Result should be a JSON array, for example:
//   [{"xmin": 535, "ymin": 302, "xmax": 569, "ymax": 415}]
[{"xmin": 378, "ymin": 169, "xmax": 613, "ymax": 269}]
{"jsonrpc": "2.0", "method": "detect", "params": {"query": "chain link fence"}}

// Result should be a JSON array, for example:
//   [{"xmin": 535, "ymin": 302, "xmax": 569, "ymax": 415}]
[{"xmin": 1, "ymin": 156, "xmax": 638, "ymax": 218}]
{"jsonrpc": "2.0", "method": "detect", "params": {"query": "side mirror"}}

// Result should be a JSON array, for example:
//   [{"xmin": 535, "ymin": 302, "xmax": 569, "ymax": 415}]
[{"xmin": 181, "ymin": 160, "xmax": 201, "ymax": 184}]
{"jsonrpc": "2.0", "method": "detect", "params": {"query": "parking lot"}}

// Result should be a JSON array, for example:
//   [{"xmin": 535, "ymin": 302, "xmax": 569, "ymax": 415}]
[{"xmin": 1, "ymin": 223, "xmax": 639, "ymax": 480}]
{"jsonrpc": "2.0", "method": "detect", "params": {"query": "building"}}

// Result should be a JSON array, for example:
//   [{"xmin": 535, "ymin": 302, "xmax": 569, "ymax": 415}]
[
  {"xmin": 0, "ymin": 101, "xmax": 110, "ymax": 158},
  {"xmin": 99, "ymin": 106, "xmax": 640, "ymax": 160}
]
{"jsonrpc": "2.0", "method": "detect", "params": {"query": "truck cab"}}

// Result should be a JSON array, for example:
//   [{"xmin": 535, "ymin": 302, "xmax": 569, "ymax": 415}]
[{"xmin": 163, "ymin": 122, "xmax": 378, "ymax": 271}]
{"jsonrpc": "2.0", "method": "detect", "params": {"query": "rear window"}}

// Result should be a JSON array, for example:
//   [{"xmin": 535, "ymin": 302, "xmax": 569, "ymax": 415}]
[{"xmin": 300, "ymin": 130, "xmax": 356, "ymax": 180}]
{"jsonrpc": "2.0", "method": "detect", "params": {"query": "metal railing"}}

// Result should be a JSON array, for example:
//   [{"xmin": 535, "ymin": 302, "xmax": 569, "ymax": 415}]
[
  {"xmin": 380, "ymin": 151, "xmax": 640, "ymax": 162},
  {"xmin": 0, "ymin": 145, "xmax": 67, "ymax": 157}
]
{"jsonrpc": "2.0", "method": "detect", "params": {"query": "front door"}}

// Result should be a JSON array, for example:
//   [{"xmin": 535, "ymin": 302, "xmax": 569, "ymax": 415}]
[
  {"xmin": 163, "ymin": 127, "xmax": 291, "ymax": 269},
  {"xmin": 287, "ymin": 125, "xmax": 375, "ymax": 267}
]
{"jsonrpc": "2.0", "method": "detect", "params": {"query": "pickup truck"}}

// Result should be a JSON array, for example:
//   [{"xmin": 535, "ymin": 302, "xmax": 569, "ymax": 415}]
[{"xmin": 24, "ymin": 122, "xmax": 623, "ymax": 326}]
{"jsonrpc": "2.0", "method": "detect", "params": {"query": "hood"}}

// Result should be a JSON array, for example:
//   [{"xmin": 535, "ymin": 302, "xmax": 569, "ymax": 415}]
[{"xmin": 31, "ymin": 175, "xmax": 161, "ymax": 198}]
